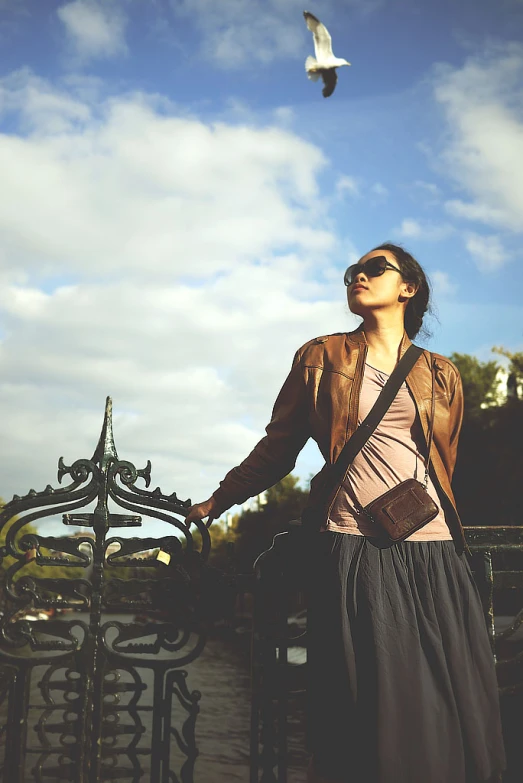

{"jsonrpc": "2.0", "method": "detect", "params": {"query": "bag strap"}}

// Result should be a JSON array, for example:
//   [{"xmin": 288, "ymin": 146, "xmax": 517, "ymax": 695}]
[
  {"xmin": 420, "ymin": 353, "xmax": 436, "ymax": 489},
  {"xmin": 328, "ymin": 344, "xmax": 424, "ymax": 488}
]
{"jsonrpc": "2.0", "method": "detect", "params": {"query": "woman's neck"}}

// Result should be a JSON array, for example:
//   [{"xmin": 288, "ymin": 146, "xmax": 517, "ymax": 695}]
[{"xmin": 361, "ymin": 318, "xmax": 406, "ymax": 370}]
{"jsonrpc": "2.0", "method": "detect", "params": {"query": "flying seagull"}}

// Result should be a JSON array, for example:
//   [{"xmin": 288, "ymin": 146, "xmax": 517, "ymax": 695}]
[{"xmin": 303, "ymin": 10, "xmax": 350, "ymax": 97}]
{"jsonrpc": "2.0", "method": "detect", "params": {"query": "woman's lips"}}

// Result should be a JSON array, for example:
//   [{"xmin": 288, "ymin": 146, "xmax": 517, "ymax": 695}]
[{"xmin": 352, "ymin": 285, "xmax": 367, "ymax": 293}]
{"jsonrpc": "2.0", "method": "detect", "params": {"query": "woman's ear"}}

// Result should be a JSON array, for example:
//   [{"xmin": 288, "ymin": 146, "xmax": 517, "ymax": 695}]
[{"xmin": 400, "ymin": 281, "xmax": 418, "ymax": 300}]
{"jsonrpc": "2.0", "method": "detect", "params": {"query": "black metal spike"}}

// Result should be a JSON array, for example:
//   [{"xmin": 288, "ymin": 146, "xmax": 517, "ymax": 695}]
[{"xmin": 91, "ymin": 396, "xmax": 119, "ymax": 470}]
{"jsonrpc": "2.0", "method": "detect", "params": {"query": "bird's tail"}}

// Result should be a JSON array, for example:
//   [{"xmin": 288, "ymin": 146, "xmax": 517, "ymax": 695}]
[{"xmin": 305, "ymin": 55, "xmax": 321, "ymax": 81}]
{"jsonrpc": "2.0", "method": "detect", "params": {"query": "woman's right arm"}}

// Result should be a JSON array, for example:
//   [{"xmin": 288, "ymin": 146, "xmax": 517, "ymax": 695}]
[
  {"xmin": 185, "ymin": 347, "xmax": 311, "ymax": 526},
  {"xmin": 185, "ymin": 496, "xmax": 221, "ymax": 527}
]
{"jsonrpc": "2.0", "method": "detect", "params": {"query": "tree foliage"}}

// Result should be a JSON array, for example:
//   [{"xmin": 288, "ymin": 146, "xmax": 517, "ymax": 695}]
[
  {"xmin": 448, "ymin": 348, "xmax": 523, "ymax": 526},
  {"xmin": 453, "ymin": 399, "xmax": 523, "ymax": 526},
  {"xmin": 449, "ymin": 353, "xmax": 501, "ymax": 415}
]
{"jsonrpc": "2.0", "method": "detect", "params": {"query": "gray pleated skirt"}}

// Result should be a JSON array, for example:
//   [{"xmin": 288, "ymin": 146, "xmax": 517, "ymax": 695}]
[{"xmin": 306, "ymin": 533, "xmax": 506, "ymax": 783}]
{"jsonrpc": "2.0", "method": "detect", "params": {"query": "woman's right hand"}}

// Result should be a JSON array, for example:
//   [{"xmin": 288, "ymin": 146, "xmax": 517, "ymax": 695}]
[{"xmin": 185, "ymin": 496, "xmax": 220, "ymax": 528}]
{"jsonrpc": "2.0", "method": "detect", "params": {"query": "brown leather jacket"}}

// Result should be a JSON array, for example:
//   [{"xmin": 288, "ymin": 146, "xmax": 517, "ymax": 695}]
[{"xmin": 212, "ymin": 326, "xmax": 466, "ymax": 552}]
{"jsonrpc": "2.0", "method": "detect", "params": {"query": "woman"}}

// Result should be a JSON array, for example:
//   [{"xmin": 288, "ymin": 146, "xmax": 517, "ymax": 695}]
[{"xmin": 185, "ymin": 244, "xmax": 506, "ymax": 783}]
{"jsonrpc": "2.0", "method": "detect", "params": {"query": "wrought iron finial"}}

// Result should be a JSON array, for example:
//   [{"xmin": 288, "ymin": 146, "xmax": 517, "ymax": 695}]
[{"xmin": 91, "ymin": 396, "xmax": 118, "ymax": 470}]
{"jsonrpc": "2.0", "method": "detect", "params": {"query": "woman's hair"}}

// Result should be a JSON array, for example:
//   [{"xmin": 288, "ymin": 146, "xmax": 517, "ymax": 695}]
[{"xmin": 371, "ymin": 242, "xmax": 435, "ymax": 341}]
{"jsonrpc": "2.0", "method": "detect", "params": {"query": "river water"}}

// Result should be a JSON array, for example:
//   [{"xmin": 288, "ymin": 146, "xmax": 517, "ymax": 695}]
[{"xmin": 191, "ymin": 632, "xmax": 307, "ymax": 783}]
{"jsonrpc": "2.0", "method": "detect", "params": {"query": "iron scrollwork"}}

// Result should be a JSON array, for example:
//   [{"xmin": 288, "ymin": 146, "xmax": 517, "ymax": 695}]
[{"xmin": 0, "ymin": 397, "xmax": 213, "ymax": 783}]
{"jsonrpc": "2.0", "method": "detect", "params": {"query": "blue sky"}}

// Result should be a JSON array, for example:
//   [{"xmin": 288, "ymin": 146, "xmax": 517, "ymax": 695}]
[{"xmin": 0, "ymin": 0, "xmax": 522, "ymax": 535}]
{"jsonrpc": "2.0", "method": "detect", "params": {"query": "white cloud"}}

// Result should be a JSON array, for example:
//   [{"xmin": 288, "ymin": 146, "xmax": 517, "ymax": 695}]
[
  {"xmin": 398, "ymin": 218, "xmax": 422, "ymax": 238},
  {"xmin": 444, "ymin": 199, "xmax": 507, "ymax": 225},
  {"xmin": 433, "ymin": 43, "xmax": 523, "ymax": 233},
  {"xmin": 413, "ymin": 180, "xmax": 440, "ymax": 197},
  {"xmin": 464, "ymin": 232, "xmax": 509, "ymax": 273},
  {"xmin": 170, "ymin": 0, "xmax": 305, "ymax": 68},
  {"xmin": 0, "ymin": 71, "xmax": 332, "ymax": 283},
  {"xmin": 0, "ymin": 69, "xmax": 350, "ymax": 518},
  {"xmin": 57, "ymin": 0, "xmax": 128, "ymax": 61},
  {"xmin": 406, "ymin": 180, "xmax": 440, "ymax": 207},
  {"xmin": 396, "ymin": 218, "xmax": 454, "ymax": 241},
  {"xmin": 0, "ymin": 68, "xmax": 92, "ymax": 134},
  {"xmin": 272, "ymin": 106, "xmax": 294, "ymax": 126},
  {"xmin": 0, "ymin": 273, "xmax": 346, "ymax": 521},
  {"xmin": 336, "ymin": 175, "xmax": 359, "ymax": 198},
  {"xmin": 431, "ymin": 270, "xmax": 458, "ymax": 297},
  {"xmin": 371, "ymin": 182, "xmax": 388, "ymax": 197}
]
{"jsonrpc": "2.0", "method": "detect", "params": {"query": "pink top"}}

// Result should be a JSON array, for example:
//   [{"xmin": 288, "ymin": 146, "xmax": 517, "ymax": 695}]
[{"xmin": 326, "ymin": 362, "xmax": 452, "ymax": 541}]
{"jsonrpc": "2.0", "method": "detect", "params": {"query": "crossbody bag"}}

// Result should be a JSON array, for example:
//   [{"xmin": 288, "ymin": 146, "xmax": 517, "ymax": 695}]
[{"xmin": 302, "ymin": 344, "xmax": 438, "ymax": 543}]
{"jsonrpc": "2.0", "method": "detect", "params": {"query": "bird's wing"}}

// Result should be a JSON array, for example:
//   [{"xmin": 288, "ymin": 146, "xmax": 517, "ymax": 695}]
[
  {"xmin": 321, "ymin": 69, "xmax": 337, "ymax": 98},
  {"xmin": 303, "ymin": 11, "xmax": 334, "ymax": 61}
]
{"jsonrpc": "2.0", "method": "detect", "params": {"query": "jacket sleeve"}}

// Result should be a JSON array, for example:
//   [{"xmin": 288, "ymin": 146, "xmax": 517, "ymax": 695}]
[
  {"xmin": 211, "ymin": 348, "xmax": 310, "ymax": 513},
  {"xmin": 447, "ymin": 363, "xmax": 464, "ymax": 480}
]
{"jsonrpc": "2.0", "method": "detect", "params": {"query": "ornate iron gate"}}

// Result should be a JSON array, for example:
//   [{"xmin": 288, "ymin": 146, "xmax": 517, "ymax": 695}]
[{"xmin": 0, "ymin": 398, "xmax": 217, "ymax": 783}]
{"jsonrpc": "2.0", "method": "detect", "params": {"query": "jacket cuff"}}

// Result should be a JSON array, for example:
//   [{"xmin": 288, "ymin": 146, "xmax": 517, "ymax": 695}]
[{"xmin": 212, "ymin": 487, "xmax": 237, "ymax": 516}]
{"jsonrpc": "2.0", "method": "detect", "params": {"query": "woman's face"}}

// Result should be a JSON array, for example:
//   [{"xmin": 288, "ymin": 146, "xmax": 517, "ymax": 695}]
[{"xmin": 346, "ymin": 249, "xmax": 417, "ymax": 317}]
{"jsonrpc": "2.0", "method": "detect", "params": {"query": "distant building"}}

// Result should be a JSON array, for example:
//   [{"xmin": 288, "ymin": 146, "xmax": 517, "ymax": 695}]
[
  {"xmin": 481, "ymin": 367, "xmax": 522, "ymax": 408},
  {"xmin": 242, "ymin": 493, "xmax": 268, "ymax": 513}
]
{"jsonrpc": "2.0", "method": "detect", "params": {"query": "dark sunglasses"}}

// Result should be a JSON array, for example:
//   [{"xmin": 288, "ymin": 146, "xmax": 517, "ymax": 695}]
[{"xmin": 344, "ymin": 255, "xmax": 403, "ymax": 287}]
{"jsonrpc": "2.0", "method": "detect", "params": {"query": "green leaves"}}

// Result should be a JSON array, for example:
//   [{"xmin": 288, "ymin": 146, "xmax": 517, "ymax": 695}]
[
  {"xmin": 450, "ymin": 353, "xmax": 501, "ymax": 414},
  {"xmin": 450, "ymin": 348, "xmax": 523, "ymax": 527}
]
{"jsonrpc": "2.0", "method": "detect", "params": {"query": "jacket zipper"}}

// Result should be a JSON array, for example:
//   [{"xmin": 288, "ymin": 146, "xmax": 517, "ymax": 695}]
[{"xmin": 325, "ymin": 340, "xmax": 368, "ymax": 521}]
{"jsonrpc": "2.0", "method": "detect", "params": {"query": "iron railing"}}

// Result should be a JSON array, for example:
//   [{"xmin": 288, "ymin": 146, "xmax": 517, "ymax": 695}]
[{"xmin": 249, "ymin": 525, "xmax": 523, "ymax": 783}]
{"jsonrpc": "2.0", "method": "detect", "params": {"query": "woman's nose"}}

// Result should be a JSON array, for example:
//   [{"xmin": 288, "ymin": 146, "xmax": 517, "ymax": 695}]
[{"xmin": 353, "ymin": 270, "xmax": 368, "ymax": 284}]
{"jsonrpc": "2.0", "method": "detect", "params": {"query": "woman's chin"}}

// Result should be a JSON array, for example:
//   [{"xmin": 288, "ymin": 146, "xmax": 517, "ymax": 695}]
[{"xmin": 348, "ymin": 302, "xmax": 367, "ymax": 317}]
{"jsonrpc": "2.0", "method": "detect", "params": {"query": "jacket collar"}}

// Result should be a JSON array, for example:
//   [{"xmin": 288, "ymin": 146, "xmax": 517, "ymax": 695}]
[{"xmin": 347, "ymin": 324, "xmax": 413, "ymax": 357}]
